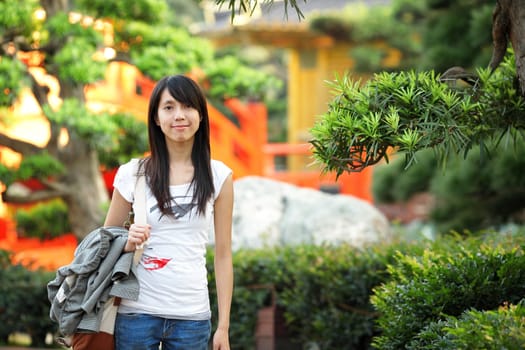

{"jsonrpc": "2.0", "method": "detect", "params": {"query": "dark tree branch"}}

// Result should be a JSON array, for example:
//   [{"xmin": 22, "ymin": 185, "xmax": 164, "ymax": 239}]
[
  {"xmin": 0, "ymin": 133, "xmax": 42, "ymax": 156},
  {"xmin": 41, "ymin": 177, "xmax": 71, "ymax": 194},
  {"xmin": 25, "ymin": 72, "xmax": 63, "ymax": 152},
  {"xmin": 489, "ymin": 0, "xmax": 525, "ymax": 96},
  {"xmin": 28, "ymin": 73, "xmax": 50, "ymax": 107},
  {"xmin": 489, "ymin": 0, "xmax": 509, "ymax": 72},
  {"xmin": 3, "ymin": 188, "xmax": 68, "ymax": 204}
]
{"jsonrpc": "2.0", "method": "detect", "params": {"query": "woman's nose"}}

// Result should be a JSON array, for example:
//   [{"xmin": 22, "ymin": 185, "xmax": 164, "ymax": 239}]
[{"xmin": 173, "ymin": 106, "xmax": 184, "ymax": 119}]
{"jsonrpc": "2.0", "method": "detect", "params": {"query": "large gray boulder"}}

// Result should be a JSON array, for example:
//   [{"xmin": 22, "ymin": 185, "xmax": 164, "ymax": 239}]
[{"xmin": 227, "ymin": 176, "xmax": 391, "ymax": 251}]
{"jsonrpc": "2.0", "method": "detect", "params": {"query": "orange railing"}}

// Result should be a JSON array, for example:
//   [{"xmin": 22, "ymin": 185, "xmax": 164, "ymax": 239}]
[
  {"xmin": 262, "ymin": 143, "xmax": 373, "ymax": 200},
  {"xmin": 208, "ymin": 101, "xmax": 264, "ymax": 178}
]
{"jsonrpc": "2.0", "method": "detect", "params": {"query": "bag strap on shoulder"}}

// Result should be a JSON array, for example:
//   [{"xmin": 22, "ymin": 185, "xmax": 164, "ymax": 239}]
[{"xmin": 133, "ymin": 173, "xmax": 147, "ymax": 265}]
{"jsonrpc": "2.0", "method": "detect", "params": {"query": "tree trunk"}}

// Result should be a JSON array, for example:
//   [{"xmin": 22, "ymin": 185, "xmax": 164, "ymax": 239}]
[
  {"xmin": 60, "ymin": 148, "xmax": 109, "ymax": 241},
  {"xmin": 490, "ymin": 0, "xmax": 525, "ymax": 96},
  {"xmin": 40, "ymin": 0, "xmax": 69, "ymax": 17},
  {"xmin": 507, "ymin": 0, "xmax": 525, "ymax": 96}
]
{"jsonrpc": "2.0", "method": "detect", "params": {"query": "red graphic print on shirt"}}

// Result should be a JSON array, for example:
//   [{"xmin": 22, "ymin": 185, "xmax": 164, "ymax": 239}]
[{"xmin": 143, "ymin": 255, "xmax": 172, "ymax": 271}]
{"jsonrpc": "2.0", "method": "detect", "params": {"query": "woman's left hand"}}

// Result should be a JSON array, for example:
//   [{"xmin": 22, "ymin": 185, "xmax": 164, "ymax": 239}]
[{"xmin": 213, "ymin": 328, "xmax": 230, "ymax": 350}]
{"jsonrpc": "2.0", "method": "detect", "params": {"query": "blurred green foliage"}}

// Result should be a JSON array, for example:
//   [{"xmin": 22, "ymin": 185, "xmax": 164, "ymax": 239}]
[
  {"xmin": 15, "ymin": 199, "xmax": 71, "ymax": 240},
  {"xmin": 0, "ymin": 250, "xmax": 56, "ymax": 347}
]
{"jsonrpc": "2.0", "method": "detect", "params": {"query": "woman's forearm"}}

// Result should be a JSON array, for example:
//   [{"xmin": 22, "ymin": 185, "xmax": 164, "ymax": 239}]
[{"xmin": 214, "ymin": 252, "xmax": 233, "ymax": 330}]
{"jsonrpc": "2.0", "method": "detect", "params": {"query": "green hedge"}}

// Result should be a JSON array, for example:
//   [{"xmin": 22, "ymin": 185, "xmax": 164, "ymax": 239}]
[
  {"xmin": 207, "ymin": 242, "xmax": 417, "ymax": 349},
  {"xmin": 213, "ymin": 229, "xmax": 525, "ymax": 349},
  {"xmin": 410, "ymin": 300, "xmax": 525, "ymax": 349},
  {"xmin": 0, "ymin": 250, "xmax": 56, "ymax": 347},
  {"xmin": 371, "ymin": 232, "xmax": 525, "ymax": 350},
  {"xmin": 275, "ymin": 245, "xmax": 395, "ymax": 349},
  {"xmin": 3, "ymin": 228, "xmax": 525, "ymax": 349}
]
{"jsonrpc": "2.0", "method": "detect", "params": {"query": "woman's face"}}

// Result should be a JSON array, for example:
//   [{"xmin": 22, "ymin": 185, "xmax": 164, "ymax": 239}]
[{"xmin": 156, "ymin": 88, "xmax": 200, "ymax": 144}]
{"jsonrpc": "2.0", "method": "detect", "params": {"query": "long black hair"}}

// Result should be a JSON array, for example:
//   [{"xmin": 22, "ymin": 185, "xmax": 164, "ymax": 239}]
[{"xmin": 143, "ymin": 74, "xmax": 214, "ymax": 218}]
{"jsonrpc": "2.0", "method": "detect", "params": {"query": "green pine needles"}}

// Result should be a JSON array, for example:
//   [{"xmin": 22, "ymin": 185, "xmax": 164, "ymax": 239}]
[{"xmin": 310, "ymin": 52, "xmax": 525, "ymax": 176}]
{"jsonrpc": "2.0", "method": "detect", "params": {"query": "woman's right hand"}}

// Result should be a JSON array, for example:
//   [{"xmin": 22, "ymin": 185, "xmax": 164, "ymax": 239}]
[{"xmin": 125, "ymin": 223, "xmax": 151, "ymax": 252}]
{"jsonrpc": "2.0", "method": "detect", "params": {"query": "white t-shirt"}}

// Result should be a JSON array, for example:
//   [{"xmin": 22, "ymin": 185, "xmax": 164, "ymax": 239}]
[{"xmin": 113, "ymin": 158, "xmax": 232, "ymax": 320}]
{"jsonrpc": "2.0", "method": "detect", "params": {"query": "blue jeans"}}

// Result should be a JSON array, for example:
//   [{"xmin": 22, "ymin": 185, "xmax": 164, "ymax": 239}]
[{"xmin": 115, "ymin": 313, "xmax": 211, "ymax": 350}]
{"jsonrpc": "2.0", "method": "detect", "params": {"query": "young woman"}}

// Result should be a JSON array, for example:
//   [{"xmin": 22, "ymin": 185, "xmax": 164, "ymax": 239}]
[{"xmin": 104, "ymin": 74, "xmax": 233, "ymax": 350}]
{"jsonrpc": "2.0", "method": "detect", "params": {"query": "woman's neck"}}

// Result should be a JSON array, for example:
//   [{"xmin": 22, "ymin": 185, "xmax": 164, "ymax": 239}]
[
  {"xmin": 166, "ymin": 144, "xmax": 194, "ymax": 185},
  {"xmin": 166, "ymin": 141, "xmax": 193, "ymax": 165}
]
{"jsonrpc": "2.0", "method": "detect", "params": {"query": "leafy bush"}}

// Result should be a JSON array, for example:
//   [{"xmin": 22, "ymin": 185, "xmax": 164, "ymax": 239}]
[
  {"xmin": 3, "ymin": 228, "xmax": 524, "ymax": 348},
  {"xmin": 207, "ymin": 243, "xmax": 409, "ymax": 349},
  {"xmin": 15, "ymin": 152, "xmax": 65, "ymax": 182},
  {"xmin": 0, "ymin": 250, "xmax": 56, "ymax": 347},
  {"xmin": 276, "ymin": 244, "xmax": 398, "ymax": 350},
  {"xmin": 410, "ymin": 300, "xmax": 525, "ymax": 349},
  {"xmin": 97, "ymin": 112, "xmax": 149, "ymax": 169},
  {"xmin": 0, "ymin": 152, "xmax": 65, "ymax": 190},
  {"xmin": 0, "ymin": 163, "xmax": 16, "ymax": 187},
  {"xmin": 371, "ymin": 234, "xmax": 525, "ymax": 350},
  {"xmin": 15, "ymin": 199, "xmax": 71, "ymax": 240},
  {"xmin": 207, "ymin": 230, "xmax": 525, "ymax": 349},
  {"xmin": 208, "ymin": 247, "xmax": 288, "ymax": 349}
]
